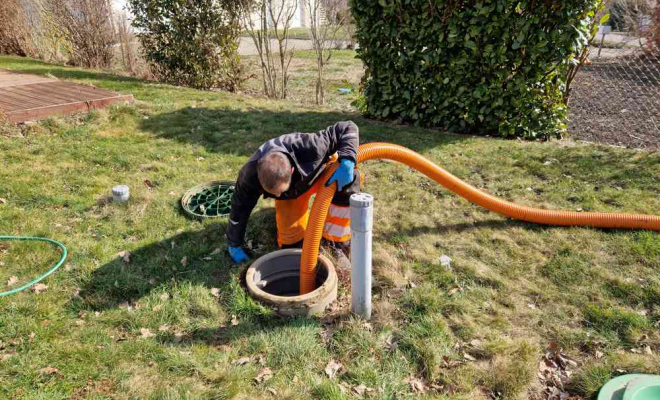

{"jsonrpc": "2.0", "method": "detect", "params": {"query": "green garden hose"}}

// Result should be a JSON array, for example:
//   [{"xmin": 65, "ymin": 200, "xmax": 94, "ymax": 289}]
[{"xmin": 0, "ymin": 236, "xmax": 68, "ymax": 297}]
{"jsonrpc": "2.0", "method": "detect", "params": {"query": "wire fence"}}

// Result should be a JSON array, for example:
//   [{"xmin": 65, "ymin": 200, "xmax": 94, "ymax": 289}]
[{"xmin": 568, "ymin": 18, "xmax": 660, "ymax": 150}]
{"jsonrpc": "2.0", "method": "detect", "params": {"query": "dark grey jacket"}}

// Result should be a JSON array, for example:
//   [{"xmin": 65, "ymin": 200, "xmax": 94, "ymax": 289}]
[{"xmin": 227, "ymin": 121, "xmax": 359, "ymax": 247}]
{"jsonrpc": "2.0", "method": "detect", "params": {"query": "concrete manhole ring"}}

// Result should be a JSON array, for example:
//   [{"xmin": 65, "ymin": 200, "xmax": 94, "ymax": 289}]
[{"xmin": 246, "ymin": 249, "xmax": 338, "ymax": 316}]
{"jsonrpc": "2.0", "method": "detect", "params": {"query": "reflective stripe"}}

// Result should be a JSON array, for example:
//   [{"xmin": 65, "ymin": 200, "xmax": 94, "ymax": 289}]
[
  {"xmin": 325, "ymin": 215, "xmax": 349, "ymax": 226},
  {"xmin": 328, "ymin": 204, "xmax": 350, "ymax": 219},
  {"xmin": 323, "ymin": 222, "xmax": 350, "ymax": 238},
  {"xmin": 323, "ymin": 232, "xmax": 351, "ymax": 242},
  {"xmin": 324, "ymin": 204, "xmax": 351, "ymax": 241}
]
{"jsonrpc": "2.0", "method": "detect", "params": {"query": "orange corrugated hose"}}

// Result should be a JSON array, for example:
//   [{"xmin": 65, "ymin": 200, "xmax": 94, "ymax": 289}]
[{"xmin": 299, "ymin": 143, "xmax": 660, "ymax": 294}]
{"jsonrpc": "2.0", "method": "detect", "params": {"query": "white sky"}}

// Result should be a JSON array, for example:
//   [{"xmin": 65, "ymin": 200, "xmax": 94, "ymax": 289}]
[{"xmin": 112, "ymin": 0, "xmax": 128, "ymax": 13}]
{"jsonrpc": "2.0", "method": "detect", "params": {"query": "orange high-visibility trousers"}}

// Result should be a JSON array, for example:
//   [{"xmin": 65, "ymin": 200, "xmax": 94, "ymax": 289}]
[{"xmin": 275, "ymin": 167, "xmax": 358, "ymax": 247}]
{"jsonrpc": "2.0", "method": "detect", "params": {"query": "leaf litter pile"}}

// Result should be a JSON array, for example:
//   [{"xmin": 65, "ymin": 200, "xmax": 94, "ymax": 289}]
[{"xmin": 537, "ymin": 343, "xmax": 581, "ymax": 400}]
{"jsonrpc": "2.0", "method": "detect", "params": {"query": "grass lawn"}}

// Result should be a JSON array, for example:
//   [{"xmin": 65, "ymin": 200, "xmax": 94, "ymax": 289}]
[
  {"xmin": 240, "ymin": 27, "xmax": 355, "ymax": 42},
  {"xmin": 241, "ymin": 49, "xmax": 362, "ymax": 110},
  {"xmin": 1, "ymin": 55, "xmax": 659, "ymax": 400}
]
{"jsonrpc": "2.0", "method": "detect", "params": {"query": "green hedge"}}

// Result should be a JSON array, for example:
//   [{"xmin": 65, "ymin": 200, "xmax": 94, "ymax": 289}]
[{"xmin": 351, "ymin": 0, "xmax": 601, "ymax": 138}]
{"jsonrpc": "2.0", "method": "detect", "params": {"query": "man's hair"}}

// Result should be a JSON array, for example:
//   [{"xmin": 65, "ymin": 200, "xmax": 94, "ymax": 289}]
[{"xmin": 257, "ymin": 152, "xmax": 292, "ymax": 191}]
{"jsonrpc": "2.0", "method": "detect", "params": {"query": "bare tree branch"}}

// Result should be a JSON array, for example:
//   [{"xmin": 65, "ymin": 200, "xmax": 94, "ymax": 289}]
[
  {"xmin": 303, "ymin": 0, "xmax": 348, "ymax": 104},
  {"xmin": 46, "ymin": 0, "xmax": 115, "ymax": 68},
  {"xmin": 238, "ymin": 0, "xmax": 298, "ymax": 99}
]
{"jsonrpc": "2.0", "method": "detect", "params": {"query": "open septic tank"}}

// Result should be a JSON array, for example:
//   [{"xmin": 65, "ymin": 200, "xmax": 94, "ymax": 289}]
[
  {"xmin": 182, "ymin": 181, "xmax": 338, "ymax": 316},
  {"xmin": 245, "ymin": 249, "xmax": 338, "ymax": 316}
]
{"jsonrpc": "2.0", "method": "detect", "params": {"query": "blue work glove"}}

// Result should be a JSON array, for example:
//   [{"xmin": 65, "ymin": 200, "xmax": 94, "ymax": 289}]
[
  {"xmin": 228, "ymin": 246, "xmax": 249, "ymax": 263},
  {"xmin": 326, "ymin": 158, "xmax": 355, "ymax": 191}
]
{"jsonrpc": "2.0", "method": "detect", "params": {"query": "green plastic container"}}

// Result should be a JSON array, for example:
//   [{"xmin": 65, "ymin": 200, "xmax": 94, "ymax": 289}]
[{"xmin": 598, "ymin": 374, "xmax": 660, "ymax": 400}]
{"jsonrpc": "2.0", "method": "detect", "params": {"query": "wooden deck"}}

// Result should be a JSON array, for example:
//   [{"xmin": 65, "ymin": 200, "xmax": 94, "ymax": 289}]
[{"xmin": 0, "ymin": 69, "xmax": 133, "ymax": 123}]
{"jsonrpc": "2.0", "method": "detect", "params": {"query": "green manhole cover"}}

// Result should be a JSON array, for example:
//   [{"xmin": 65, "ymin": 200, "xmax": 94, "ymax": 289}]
[{"xmin": 182, "ymin": 181, "xmax": 234, "ymax": 218}]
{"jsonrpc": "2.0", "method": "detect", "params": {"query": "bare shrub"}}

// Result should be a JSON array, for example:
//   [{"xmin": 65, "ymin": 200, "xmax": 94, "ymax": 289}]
[
  {"xmin": 112, "ymin": 11, "xmax": 153, "ymax": 79},
  {"xmin": 303, "ymin": 0, "xmax": 348, "ymax": 104},
  {"xmin": 238, "ymin": 0, "xmax": 298, "ymax": 99},
  {"xmin": 46, "ymin": 0, "xmax": 115, "ymax": 68},
  {"xmin": 0, "ymin": 0, "xmax": 34, "ymax": 56}
]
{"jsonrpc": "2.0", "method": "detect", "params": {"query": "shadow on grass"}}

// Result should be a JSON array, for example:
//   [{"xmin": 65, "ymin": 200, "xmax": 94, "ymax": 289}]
[
  {"xmin": 75, "ymin": 207, "xmax": 277, "ymax": 312},
  {"xmin": 138, "ymin": 106, "xmax": 469, "ymax": 157},
  {"xmin": 72, "ymin": 203, "xmax": 344, "ymax": 348},
  {"xmin": 12, "ymin": 66, "xmax": 144, "ymax": 85},
  {"xmin": 512, "ymin": 149, "xmax": 660, "ymax": 193},
  {"xmin": 75, "ymin": 210, "xmax": 522, "ymax": 316},
  {"xmin": 392, "ymin": 219, "xmax": 531, "ymax": 238},
  {"xmin": 2, "ymin": 56, "xmax": 144, "ymax": 85}
]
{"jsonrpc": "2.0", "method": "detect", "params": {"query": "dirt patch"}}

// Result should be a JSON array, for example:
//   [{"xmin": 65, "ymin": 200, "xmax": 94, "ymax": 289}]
[{"xmin": 70, "ymin": 379, "xmax": 116, "ymax": 400}]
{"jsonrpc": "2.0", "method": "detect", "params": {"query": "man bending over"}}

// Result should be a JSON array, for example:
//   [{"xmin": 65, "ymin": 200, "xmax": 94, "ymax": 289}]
[{"xmin": 226, "ymin": 121, "xmax": 360, "ymax": 263}]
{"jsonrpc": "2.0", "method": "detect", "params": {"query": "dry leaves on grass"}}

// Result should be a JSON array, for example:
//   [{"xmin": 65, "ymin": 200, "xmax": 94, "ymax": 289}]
[
  {"xmin": 216, "ymin": 345, "xmax": 231, "ymax": 352},
  {"xmin": 32, "ymin": 283, "xmax": 48, "ymax": 294},
  {"xmin": 254, "ymin": 367, "xmax": 273, "ymax": 383},
  {"xmin": 39, "ymin": 366, "xmax": 59, "ymax": 375},
  {"xmin": 384, "ymin": 335, "xmax": 398, "ymax": 351},
  {"xmin": 159, "ymin": 293, "xmax": 170, "ymax": 301},
  {"xmin": 324, "ymin": 359, "xmax": 343, "ymax": 379},
  {"xmin": 7, "ymin": 276, "xmax": 18, "ymax": 286},
  {"xmin": 140, "ymin": 328, "xmax": 156, "ymax": 339},
  {"xmin": 320, "ymin": 327, "xmax": 335, "ymax": 344},
  {"xmin": 404, "ymin": 377, "xmax": 427, "ymax": 393},
  {"xmin": 538, "ymin": 343, "xmax": 579, "ymax": 400},
  {"xmin": 143, "ymin": 179, "xmax": 156, "ymax": 190},
  {"xmin": 442, "ymin": 355, "xmax": 463, "ymax": 368},
  {"xmin": 352, "ymin": 384, "xmax": 377, "ymax": 397},
  {"xmin": 117, "ymin": 251, "xmax": 131, "ymax": 263},
  {"xmin": 233, "ymin": 356, "xmax": 251, "ymax": 365},
  {"xmin": 0, "ymin": 198, "xmax": 7, "ymax": 204},
  {"xmin": 210, "ymin": 287, "xmax": 220, "ymax": 298}
]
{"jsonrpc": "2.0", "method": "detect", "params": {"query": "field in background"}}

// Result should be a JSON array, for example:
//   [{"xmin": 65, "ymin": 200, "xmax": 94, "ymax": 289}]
[
  {"xmin": 240, "ymin": 27, "xmax": 355, "ymax": 42},
  {"xmin": 241, "ymin": 49, "xmax": 362, "ymax": 111}
]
